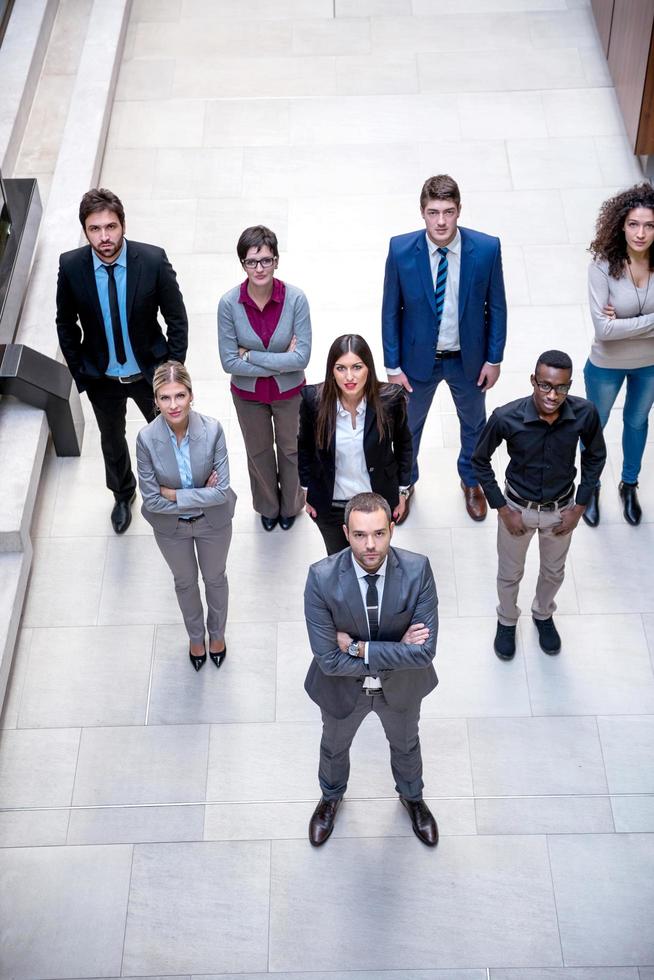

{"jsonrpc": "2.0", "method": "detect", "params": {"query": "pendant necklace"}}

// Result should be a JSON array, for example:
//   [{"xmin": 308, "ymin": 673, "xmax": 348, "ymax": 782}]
[{"xmin": 627, "ymin": 261, "xmax": 651, "ymax": 316}]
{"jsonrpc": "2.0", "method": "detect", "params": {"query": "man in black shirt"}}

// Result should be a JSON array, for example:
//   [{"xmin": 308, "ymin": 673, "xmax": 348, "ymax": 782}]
[{"xmin": 472, "ymin": 350, "xmax": 606, "ymax": 660}]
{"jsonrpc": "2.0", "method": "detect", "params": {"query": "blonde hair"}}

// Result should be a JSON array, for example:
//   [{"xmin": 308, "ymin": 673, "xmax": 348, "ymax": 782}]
[{"xmin": 152, "ymin": 360, "xmax": 193, "ymax": 401}]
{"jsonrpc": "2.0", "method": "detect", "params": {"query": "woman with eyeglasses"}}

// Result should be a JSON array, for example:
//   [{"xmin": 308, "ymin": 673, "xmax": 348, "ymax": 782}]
[
  {"xmin": 583, "ymin": 183, "xmax": 654, "ymax": 527},
  {"xmin": 298, "ymin": 334, "xmax": 413, "ymax": 555},
  {"xmin": 136, "ymin": 361, "xmax": 236, "ymax": 672},
  {"xmin": 218, "ymin": 225, "xmax": 311, "ymax": 531}
]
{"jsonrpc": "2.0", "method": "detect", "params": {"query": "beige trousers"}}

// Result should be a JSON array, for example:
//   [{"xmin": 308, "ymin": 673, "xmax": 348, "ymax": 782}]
[
  {"xmin": 496, "ymin": 499, "xmax": 574, "ymax": 626},
  {"xmin": 232, "ymin": 392, "xmax": 305, "ymax": 519}
]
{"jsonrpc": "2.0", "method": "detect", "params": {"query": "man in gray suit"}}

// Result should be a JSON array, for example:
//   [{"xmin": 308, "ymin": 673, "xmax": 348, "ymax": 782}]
[{"xmin": 304, "ymin": 491, "xmax": 439, "ymax": 847}]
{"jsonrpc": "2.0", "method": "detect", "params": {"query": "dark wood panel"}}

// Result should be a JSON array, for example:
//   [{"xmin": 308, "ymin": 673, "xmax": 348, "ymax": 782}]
[
  {"xmin": 607, "ymin": 0, "xmax": 654, "ymax": 149},
  {"xmin": 591, "ymin": 0, "xmax": 614, "ymax": 55},
  {"xmin": 637, "ymin": 25, "xmax": 654, "ymax": 153}
]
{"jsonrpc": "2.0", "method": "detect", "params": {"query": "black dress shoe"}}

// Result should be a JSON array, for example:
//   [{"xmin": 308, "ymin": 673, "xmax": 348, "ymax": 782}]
[
  {"xmin": 533, "ymin": 616, "xmax": 561, "ymax": 654},
  {"xmin": 189, "ymin": 645, "xmax": 207, "ymax": 672},
  {"xmin": 279, "ymin": 515, "xmax": 295, "ymax": 530},
  {"xmin": 394, "ymin": 486, "xmax": 413, "ymax": 526},
  {"xmin": 494, "ymin": 622, "xmax": 516, "ymax": 660},
  {"xmin": 582, "ymin": 485, "xmax": 600, "ymax": 527},
  {"xmin": 111, "ymin": 492, "xmax": 135, "ymax": 534},
  {"xmin": 261, "ymin": 515, "xmax": 278, "ymax": 531},
  {"xmin": 309, "ymin": 797, "xmax": 341, "ymax": 846},
  {"xmin": 209, "ymin": 641, "xmax": 226, "ymax": 669},
  {"xmin": 619, "ymin": 481, "xmax": 642, "ymax": 526},
  {"xmin": 400, "ymin": 797, "xmax": 439, "ymax": 847}
]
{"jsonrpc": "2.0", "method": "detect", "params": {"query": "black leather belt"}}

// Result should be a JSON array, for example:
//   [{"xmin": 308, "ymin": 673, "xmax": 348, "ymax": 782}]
[
  {"xmin": 365, "ymin": 687, "xmax": 383, "ymax": 696},
  {"xmin": 105, "ymin": 372, "xmax": 143, "ymax": 384},
  {"xmin": 434, "ymin": 350, "xmax": 460, "ymax": 360},
  {"xmin": 506, "ymin": 487, "xmax": 573, "ymax": 512}
]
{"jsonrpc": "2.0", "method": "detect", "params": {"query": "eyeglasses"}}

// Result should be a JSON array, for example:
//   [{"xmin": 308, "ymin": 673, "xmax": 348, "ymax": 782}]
[
  {"xmin": 242, "ymin": 257, "xmax": 275, "ymax": 270},
  {"xmin": 534, "ymin": 379, "xmax": 572, "ymax": 395}
]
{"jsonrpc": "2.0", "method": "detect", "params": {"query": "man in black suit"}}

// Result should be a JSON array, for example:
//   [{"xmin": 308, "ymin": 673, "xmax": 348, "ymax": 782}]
[
  {"xmin": 304, "ymin": 491, "xmax": 439, "ymax": 848},
  {"xmin": 56, "ymin": 188, "xmax": 188, "ymax": 533}
]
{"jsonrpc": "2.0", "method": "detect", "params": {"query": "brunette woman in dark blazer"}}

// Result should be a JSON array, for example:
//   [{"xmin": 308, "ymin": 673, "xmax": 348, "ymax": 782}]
[{"xmin": 298, "ymin": 334, "xmax": 413, "ymax": 555}]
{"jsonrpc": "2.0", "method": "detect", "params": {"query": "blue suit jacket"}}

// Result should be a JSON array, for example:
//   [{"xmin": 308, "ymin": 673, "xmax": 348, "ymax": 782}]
[{"xmin": 381, "ymin": 226, "xmax": 507, "ymax": 383}]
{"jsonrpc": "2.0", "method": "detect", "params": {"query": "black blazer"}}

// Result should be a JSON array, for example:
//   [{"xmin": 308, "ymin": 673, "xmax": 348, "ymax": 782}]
[
  {"xmin": 298, "ymin": 383, "xmax": 413, "ymax": 514},
  {"xmin": 56, "ymin": 240, "xmax": 188, "ymax": 392}
]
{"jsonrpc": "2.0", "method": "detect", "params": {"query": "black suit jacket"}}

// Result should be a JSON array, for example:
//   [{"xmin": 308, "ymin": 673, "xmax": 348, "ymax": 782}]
[
  {"xmin": 56, "ymin": 240, "xmax": 188, "ymax": 392},
  {"xmin": 304, "ymin": 546, "xmax": 438, "ymax": 719},
  {"xmin": 297, "ymin": 383, "xmax": 413, "ymax": 514}
]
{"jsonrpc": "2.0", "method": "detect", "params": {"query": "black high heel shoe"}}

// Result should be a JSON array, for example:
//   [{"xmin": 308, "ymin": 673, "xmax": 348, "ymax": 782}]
[
  {"xmin": 189, "ymin": 645, "xmax": 207, "ymax": 672},
  {"xmin": 209, "ymin": 641, "xmax": 227, "ymax": 669}
]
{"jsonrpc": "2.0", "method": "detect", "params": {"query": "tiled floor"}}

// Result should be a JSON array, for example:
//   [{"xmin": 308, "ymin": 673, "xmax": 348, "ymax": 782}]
[{"xmin": 2, "ymin": 0, "xmax": 654, "ymax": 977}]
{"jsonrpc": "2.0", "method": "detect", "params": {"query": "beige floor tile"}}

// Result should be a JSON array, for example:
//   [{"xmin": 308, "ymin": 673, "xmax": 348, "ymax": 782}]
[
  {"xmin": 107, "ymin": 99, "xmax": 206, "ymax": 148},
  {"xmin": 293, "ymin": 17, "xmax": 371, "ymax": 55},
  {"xmin": 457, "ymin": 91, "xmax": 548, "ymax": 140},
  {"xmin": 507, "ymin": 136, "xmax": 604, "ymax": 189},
  {"xmin": 172, "ymin": 55, "xmax": 338, "ymax": 99},
  {"xmin": 336, "ymin": 54, "xmax": 419, "ymax": 96},
  {"xmin": 204, "ymin": 99, "xmax": 291, "ymax": 147},
  {"xmin": 418, "ymin": 46, "xmax": 586, "ymax": 92},
  {"xmin": 114, "ymin": 57, "xmax": 176, "ymax": 100}
]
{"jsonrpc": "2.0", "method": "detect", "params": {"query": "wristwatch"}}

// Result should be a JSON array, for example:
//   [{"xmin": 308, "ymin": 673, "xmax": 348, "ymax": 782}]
[
  {"xmin": 399, "ymin": 487, "xmax": 411, "ymax": 498},
  {"xmin": 347, "ymin": 640, "xmax": 360, "ymax": 658}
]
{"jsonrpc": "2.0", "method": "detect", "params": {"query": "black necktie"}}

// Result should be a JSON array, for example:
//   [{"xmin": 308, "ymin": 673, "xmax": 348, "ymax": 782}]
[
  {"xmin": 364, "ymin": 574, "xmax": 379, "ymax": 640},
  {"xmin": 105, "ymin": 263, "xmax": 126, "ymax": 364}
]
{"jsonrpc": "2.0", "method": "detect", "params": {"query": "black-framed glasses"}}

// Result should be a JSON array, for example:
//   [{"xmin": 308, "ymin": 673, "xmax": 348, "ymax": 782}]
[
  {"xmin": 242, "ymin": 257, "xmax": 275, "ymax": 270},
  {"xmin": 534, "ymin": 379, "xmax": 572, "ymax": 395}
]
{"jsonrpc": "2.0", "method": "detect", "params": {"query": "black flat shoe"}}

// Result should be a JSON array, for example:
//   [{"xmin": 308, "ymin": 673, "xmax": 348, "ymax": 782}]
[
  {"xmin": 111, "ymin": 492, "xmax": 135, "ymax": 534},
  {"xmin": 261, "ymin": 515, "xmax": 278, "ymax": 531},
  {"xmin": 278, "ymin": 515, "xmax": 295, "ymax": 530},
  {"xmin": 582, "ymin": 485, "xmax": 600, "ymax": 527},
  {"xmin": 619, "ymin": 481, "xmax": 642, "ymax": 526},
  {"xmin": 189, "ymin": 645, "xmax": 207, "ymax": 672},
  {"xmin": 209, "ymin": 642, "xmax": 227, "ymax": 669}
]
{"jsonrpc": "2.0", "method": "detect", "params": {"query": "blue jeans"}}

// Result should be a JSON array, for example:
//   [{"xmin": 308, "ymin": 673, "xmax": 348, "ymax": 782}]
[
  {"xmin": 583, "ymin": 359, "xmax": 654, "ymax": 484},
  {"xmin": 407, "ymin": 355, "xmax": 487, "ymax": 486}
]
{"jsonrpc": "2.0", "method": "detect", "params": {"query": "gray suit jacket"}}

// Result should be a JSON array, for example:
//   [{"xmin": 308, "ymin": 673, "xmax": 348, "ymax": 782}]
[
  {"xmin": 136, "ymin": 411, "xmax": 236, "ymax": 536},
  {"xmin": 217, "ymin": 281, "xmax": 311, "ymax": 393},
  {"xmin": 304, "ymin": 546, "xmax": 438, "ymax": 719}
]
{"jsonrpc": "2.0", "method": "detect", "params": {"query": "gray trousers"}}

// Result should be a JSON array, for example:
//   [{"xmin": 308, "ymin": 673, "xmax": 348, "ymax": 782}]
[
  {"xmin": 232, "ymin": 392, "xmax": 305, "ymax": 519},
  {"xmin": 319, "ymin": 687, "xmax": 424, "ymax": 802},
  {"xmin": 497, "ymin": 499, "xmax": 574, "ymax": 626},
  {"xmin": 154, "ymin": 516, "xmax": 232, "ymax": 645}
]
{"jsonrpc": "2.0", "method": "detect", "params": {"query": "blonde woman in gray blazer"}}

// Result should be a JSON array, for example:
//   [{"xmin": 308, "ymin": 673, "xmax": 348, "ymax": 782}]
[
  {"xmin": 136, "ymin": 361, "xmax": 236, "ymax": 672},
  {"xmin": 218, "ymin": 225, "xmax": 311, "ymax": 532}
]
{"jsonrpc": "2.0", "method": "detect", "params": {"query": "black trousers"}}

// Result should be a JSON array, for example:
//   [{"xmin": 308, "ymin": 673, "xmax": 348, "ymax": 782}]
[
  {"xmin": 86, "ymin": 376, "xmax": 155, "ymax": 501},
  {"xmin": 315, "ymin": 503, "xmax": 349, "ymax": 555}
]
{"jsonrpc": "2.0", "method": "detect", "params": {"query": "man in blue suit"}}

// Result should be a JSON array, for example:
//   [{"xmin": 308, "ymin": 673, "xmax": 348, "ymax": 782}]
[{"xmin": 382, "ymin": 174, "xmax": 507, "ymax": 522}]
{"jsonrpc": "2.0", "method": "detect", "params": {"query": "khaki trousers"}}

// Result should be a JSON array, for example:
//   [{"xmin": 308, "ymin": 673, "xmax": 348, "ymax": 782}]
[
  {"xmin": 496, "ymin": 499, "xmax": 574, "ymax": 626},
  {"xmin": 232, "ymin": 392, "xmax": 305, "ymax": 519}
]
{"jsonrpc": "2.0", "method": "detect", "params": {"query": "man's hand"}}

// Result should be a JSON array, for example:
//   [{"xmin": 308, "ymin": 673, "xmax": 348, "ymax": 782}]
[
  {"xmin": 387, "ymin": 370, "xmax": 413, "ymax": 393},
  {"xmin": 392, "ymin": 495, "xmax": 406, "ymax": 522},
  {"xmin": 401, "ymin": 622, "xmax": 429, "ymax": 645},
  {"xmin": 336, "ymin": 631, "xmax": 354, "ymax": 653},
  {"xmin": 552, "ymin": 503, "xmax": 585, "ymax": 536},
  {"xmin": 498, "ymin": 505, "xmax": 527, "ymax": 536},
  {"xmin": 477, "ymin": 362, "xmax": 501, "ymax": 391},
  {"xmin": 305, "ymin": 502, "xmax": 317, "ymax": 519},
  {"xmin": 160, "ymin": 485, "xmax": 177, "ymax": 502}
]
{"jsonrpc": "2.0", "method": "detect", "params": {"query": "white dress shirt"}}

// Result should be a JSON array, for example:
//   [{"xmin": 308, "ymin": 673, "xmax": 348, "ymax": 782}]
[
  {"xmin": 332, "ymin": 398, "xmax": 372, "ymax": 501},
  {"xmin": 351, "ymin": 552, "xmax": 388, "ymax": 690},
  {"xmin": 427, "ymin": 229, "xmax": 461, "ymax": 351}
]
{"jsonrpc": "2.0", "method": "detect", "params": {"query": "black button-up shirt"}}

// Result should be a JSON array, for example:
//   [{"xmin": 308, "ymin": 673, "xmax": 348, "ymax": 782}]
[{"xmin": 471, "ymin": 394, "xmax": 606, "ymax": 509}]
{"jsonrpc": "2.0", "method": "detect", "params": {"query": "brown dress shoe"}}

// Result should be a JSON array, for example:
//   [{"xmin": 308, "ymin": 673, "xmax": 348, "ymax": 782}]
[
  {"xmin": 400, "ymin": 797, "xmax": 439, "ymax": 847},
  {"xmin": 309, "ymin": 797, "xmax": 341, "ymax": 846},
  {"xmin": 461, "ymin": 481, "xmax": 487, "ymax": 521},
  {"xmin": 394, "ymin": 486, "xmax": 413, "ymax": 526}
]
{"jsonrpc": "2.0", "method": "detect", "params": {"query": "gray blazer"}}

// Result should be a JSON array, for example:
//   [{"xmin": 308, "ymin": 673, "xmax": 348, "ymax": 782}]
[
  {"xmin": 136, "ymin": 411, "xmax": 237, "ymax": 536},
  {"xmin": 304, "ymin": 546, "xmax": 438, "ymax": 719},
  {"xmin": 217, "ymin": 281, "xmax": 311, "ymax": 393}
]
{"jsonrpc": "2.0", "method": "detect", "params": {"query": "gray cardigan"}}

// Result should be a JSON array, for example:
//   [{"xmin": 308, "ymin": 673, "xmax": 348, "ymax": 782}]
[
  {"xmin": 217, "ymin": 281, "xmax": 311, "ymax": 393},
  {"xmin": 588, "ymin": 258, "xmax": 654, "ymax": 369}
]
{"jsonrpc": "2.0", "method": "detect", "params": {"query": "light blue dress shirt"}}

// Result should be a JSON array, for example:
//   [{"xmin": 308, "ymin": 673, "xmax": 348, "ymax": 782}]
[
  {"xmin": 93, "ymin": 239, "xmax": 141, "ymax": 377},
  {"xmin": 166, "ymin": 424, "xmax": 201, "ymax": 519}
]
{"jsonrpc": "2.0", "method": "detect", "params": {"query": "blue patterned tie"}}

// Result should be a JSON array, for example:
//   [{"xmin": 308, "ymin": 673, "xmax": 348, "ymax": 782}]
[{"xmin": 434, "ymin": 246, "xmax": 448, "ymax": 330}]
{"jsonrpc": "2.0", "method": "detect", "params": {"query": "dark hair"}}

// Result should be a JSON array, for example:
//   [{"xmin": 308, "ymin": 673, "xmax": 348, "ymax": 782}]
[
  {"xmin": 79, "ymin": 188, "xmax": 125, "ymax": 229},
  {"xmin": 315, "ymin": 335, "xmax": 387, "ymax": 450},
  {"xmin": 420, "ymin": 174, "xmax": 461, "ymax": 210},
  {"xmin": 236, "ymin": 225, "xmax": 279, "ymax": 262},
  {"xmin": 589, "ymin": 182, "xmax": 654, "ymax": 278},
  {"xmin": 535, "ymin": 350, "xmax": 573, "ymax": 374},
  {"xmin": 344, "ymin": 491, "xmax": 392, "ymax": 528}
]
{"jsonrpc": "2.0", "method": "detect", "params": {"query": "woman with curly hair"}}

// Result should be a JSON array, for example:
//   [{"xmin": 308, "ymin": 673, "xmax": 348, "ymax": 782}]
[
  {"xmin": 298, "ymin": 334, "xmax": 413, "ymax": 554},
  {"xmin": 583, "ymin": 182, "xmax": 654, "ymax": 526}
]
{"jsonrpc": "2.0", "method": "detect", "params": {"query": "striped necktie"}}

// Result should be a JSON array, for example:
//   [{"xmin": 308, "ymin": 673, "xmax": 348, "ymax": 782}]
[
  {"xmin": 434, "ymin": 246, "xmax": 448, "ymax": 330},
  {"xmin": 364, "ymin": 574, "xmax": 379, "ymax": 640}
]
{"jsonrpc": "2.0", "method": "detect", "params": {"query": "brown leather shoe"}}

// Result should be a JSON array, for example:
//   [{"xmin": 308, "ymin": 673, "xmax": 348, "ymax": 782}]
[
  {"xmin": 400, "ymin": 797, "xmax": 439, "ymax": 847},
  {"xmin": 461, "ymin": 481, "xmax": 487, "ymax": 521},
  {"xmin": 309, "ymin": 797, "xmax": 341, "ymax": 846},
  {"xmin": 394, "ymin": 486, "xmax": 413, "ymax": 526}
]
